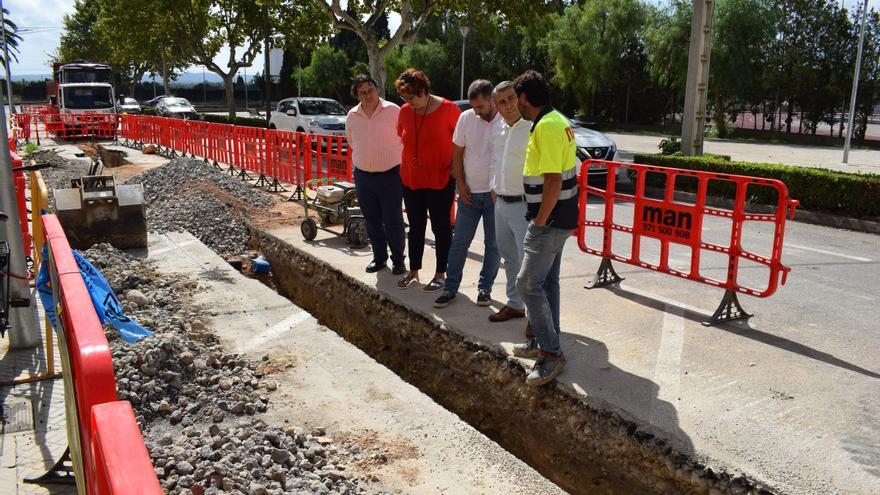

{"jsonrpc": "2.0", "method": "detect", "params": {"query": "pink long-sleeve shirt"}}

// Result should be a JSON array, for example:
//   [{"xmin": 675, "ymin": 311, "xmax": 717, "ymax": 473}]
[{"xmin": 345, "ymin": 98, "xmax": 403, "ymax": 173}]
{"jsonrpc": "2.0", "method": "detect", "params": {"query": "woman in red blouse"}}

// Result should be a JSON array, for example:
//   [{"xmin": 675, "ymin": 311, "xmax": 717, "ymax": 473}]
[{"xmin": 395, "ymin": 68, "xmax": 461, "ymax": 290}]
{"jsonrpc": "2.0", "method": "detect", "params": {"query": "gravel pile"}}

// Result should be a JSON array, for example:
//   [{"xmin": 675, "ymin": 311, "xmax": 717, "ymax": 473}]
[
  {"xmin": 27, "ymin": 149, "xmax": 91, "ymax": 209},
  {"xmin": 128, "ymin": 158, "xmax": 275, "ymax": 208},
  {"xmin": 126, "ymin": 158, "xmax": 276, "ymax": 256},
  {"xmin": 83, "ymin": 244, "xmax": 367, "ymax": 495}
]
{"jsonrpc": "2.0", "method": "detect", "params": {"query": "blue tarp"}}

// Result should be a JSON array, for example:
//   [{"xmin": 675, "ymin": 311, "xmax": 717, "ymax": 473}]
[{"xmin": 37, "ymin": 245, "xmax": 152, "ymax": 344}]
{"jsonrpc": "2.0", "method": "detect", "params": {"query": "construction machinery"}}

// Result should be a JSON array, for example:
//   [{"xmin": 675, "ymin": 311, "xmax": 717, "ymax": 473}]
[
  {"xmin": 54, "ymin": 173, "xmax": 147, "ymax": 249},
  {"xmin": 300, "ymin": 178, "xmax": 367, "ymax": 247}
]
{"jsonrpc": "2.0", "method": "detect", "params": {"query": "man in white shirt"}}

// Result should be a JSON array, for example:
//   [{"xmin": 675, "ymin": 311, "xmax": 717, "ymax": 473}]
[
  {"xmin": 488, "ymin": 80, "xmax": 532, "ymax": 323},
  {"xmin": 433, "ymin": 80, "xmax": 502, "ymax": 308}
]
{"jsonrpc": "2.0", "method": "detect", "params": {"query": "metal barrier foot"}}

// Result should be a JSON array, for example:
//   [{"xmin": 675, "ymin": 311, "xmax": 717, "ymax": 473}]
[
  {"xmin": 24, "ymin": 447, "xmax": 76, "ymax": 486},
  {"xmin": 703, "ymin": 290, "xmax": 752, "ymax": 326},
  {"xmin": 267, "ymin": 178, "xmax": 288, "ymax": 193},
  {"xmin": 226, "ymin": 165, "xmax": 237, "ymax": 176},
  {"xmin": 212, "ymin": 160, "xmax": 222, "ymax": 171},
  {"xmin": 237, "ymin": 168, "xmax": 254, "ymax": 181},
  {"xmin": 253, "ymin": 174, "xmax": 272, "ymax": 188},
  {"xmin": 287, "ymin": 185, "xmax": 304, "ymax": 202},
  {"xmin": 585, "ymin": 258, "xmax": 624, "ymax": 289}
]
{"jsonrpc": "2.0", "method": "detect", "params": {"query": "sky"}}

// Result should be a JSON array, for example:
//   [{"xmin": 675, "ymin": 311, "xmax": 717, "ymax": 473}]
[{"xmin": 5, "ymin": 0, "xmax": 880, "ymax": 80}]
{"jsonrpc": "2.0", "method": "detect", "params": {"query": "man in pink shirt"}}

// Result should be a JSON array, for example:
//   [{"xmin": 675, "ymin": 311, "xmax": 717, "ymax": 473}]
[{"xmin": 346, "ymin": 74, "xmax": 406, "ymax": 274}]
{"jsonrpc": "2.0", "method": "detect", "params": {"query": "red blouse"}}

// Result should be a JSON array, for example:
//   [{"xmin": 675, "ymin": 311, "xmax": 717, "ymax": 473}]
[{"xmin": 397, "ymin": 98, "xmax": 461, "ymax": 190}]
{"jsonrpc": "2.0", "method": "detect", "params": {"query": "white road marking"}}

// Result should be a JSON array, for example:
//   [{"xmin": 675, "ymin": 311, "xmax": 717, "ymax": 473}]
[
  {"xmin": 650, "ymin": 305, "xmax": 685, "ymax": 426},
  {"xmin": 243, "ymin": 310, "xmax": 313, "ymax": 351},
  {"xmin": 786, "ymin": 243, "xmax": 873, "ymax": 263}
]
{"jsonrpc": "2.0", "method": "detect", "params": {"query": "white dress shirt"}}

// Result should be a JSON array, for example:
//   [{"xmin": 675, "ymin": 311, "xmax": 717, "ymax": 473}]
[
  {"xmin": 452, "ymin": 109, "xmax": 501, "ymax": 193},
  {"xmin": 490, "ymin": 117, "xmax": 531, "ymax": 196}
]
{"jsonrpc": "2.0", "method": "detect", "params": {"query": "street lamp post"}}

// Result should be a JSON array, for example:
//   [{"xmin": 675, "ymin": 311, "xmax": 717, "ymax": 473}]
[
  {"xmin": 459, "ymin": 26, "xmax": 470, "ymax": 101},
  {"xmin": 843, "ymin": 0, "xmax": 869, "ymax": 164}
]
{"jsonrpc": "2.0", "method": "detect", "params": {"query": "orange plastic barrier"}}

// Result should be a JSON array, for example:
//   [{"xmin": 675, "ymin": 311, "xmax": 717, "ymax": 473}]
[
  {"xmin": 91, "ymin": 402, "xmax": 163, "ymax": 495},
  {"xmin": 10, "ymin": 152, "xmax": 32, "ymax": 258},
  {"xmin": 42, "ymin": 214, "xmax": 160, "ymax": 493},
  {"xmin": 311, "ymin": 134, "xmax": 352, "ymax": 182},
  {"xmin": 577, "ymin": 159, "xmax": 799, "ymax": 325},
  {"xmin": 233, "ymin": 125, "xmax": 266, "ymax": 179}
]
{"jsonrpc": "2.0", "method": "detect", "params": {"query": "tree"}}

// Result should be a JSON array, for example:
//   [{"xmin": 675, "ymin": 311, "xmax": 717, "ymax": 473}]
[
  {"xmin": 96, "ymin": 0, "xmax": 191, "ymax": 97},
  {"xmin": 1, "ymin": 8, "xmax": 22, "ymax": 67},
  {"xmin": 316, "ymin": 0, "xmax": 437, "ymax": 96},
  {"xmin": 165, "ymin": 0, "xmax": 265, "ymax": 118},
  {"xmin": 294, "ymin": 45, "xmax": 351, "ymax": 101},
  {"xmin": 709, "ymin": 0, "xmax": 777, "ymax": 137},
  {"xmin": 853, "ymin": 9, "xmax": 880, "ymax": 141},
  {"xmin": 59, "ymin": 0, "xmax": 113, "ymax": 64},
  {"xmin": 643, "ymin": 0, "xmax": 691, "ymax": 123},
  {"xmin": 383, "ymin": 39, "xmax": 450, "ymax": 96},
  {"xmin": 544, "ymin": 0, "xmax": 646, "ymax": 115}
]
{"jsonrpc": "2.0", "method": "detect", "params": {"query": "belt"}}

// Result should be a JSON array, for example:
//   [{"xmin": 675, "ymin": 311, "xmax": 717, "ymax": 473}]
[
  {"xmin": 356, "ymin": 165, "xmax": 400, "ymax": 175},
  {"xmin": 499, "ymin": 194, "xmax": 525, "ymax": 203}
]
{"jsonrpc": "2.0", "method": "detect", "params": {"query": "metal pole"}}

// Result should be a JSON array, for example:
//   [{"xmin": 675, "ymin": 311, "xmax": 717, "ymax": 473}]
[
  {"xmin": 844, "ymin": 0, "xmax": 869, "ymax": 164},
  {"xmin": 203, "ymin": 68, "xmax": 206, "ymax": 105},
  {"xmin": 264, "ymin": 4, "xmax": 271, "ymax": 125},
  {"xmin": 0, "ymin": 2, "xmax": 15, "ymax": 116},
  {"xmin": 459, "ymin": 26, "xmax": 469, "ymax": 101},
  {"xmin": 243, "ymin": 67, "xmax": 248, "ymax": 112},
  {"xmin": 0, "ymin": 102, "xmax": 38, "ymax": 349}
]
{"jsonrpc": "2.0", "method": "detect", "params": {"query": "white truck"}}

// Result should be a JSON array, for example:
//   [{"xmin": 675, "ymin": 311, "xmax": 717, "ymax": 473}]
[{"xmin": 268, "ymin": 97, "xmax": 347, "ymax": 136}]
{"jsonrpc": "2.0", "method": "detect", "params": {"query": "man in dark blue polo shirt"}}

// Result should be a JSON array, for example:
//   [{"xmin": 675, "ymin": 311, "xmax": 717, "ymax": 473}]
[{"xmin": 512, "ymin": 70, "xmax": 579, "ymax": 386}]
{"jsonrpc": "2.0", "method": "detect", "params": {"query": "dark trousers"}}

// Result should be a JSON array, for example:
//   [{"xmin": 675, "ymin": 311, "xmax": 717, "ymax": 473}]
[
  {"xmin": 402, "ymin": 179, "xmax": 455, "ymax": 273},
  {"xmin": 354, "ymin": 166, "xmax": 406, "ymax": 266}
]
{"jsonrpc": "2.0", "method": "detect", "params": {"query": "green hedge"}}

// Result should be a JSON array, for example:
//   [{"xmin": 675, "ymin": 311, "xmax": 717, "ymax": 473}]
[
  {"xmin": 201, "ymin": 114, "xmax": 268, "ymax": 128},
  {"xmin": 632, "ymin": 153, "xmax": 880, "ymax": 219}
]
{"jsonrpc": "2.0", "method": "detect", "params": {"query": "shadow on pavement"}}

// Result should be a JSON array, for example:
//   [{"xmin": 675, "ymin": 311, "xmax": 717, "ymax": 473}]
[{"xmin": 607, "ymin": 284, "xmax": 880, "ymax": 380}]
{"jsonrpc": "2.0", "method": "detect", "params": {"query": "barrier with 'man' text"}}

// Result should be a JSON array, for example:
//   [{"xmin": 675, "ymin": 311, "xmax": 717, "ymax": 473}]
[{"xmin": 577, "ymin": 159, "xmax": 799, "ymax": 325}]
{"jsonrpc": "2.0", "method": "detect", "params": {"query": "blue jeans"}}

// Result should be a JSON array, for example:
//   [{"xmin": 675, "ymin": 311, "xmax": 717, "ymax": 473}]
[
  {"xmin": 444, "ymin": 192, "xmax": 500, "ymax": 295},
  {"xmin": 494, "ymin": 199, "xmax": 529, "ymax": 310},
  {"xmin": 354, "ymin": 167, "xmax": 405, "ymax": 266},
  {"xmin": 516, "ymin": 224, "xmax": 571, "ymax": 355}
]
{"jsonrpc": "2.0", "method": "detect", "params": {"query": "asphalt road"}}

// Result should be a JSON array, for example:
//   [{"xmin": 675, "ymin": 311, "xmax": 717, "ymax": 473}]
[{"xmin": 285, "ymin": 188, "xmax": 880, "ymax": 494}]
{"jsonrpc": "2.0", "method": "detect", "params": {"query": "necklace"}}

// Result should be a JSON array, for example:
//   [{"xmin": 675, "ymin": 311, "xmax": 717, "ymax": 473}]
[{"xmin": 412, "ymin": 96, "xmax": 433, "ymax": 167}]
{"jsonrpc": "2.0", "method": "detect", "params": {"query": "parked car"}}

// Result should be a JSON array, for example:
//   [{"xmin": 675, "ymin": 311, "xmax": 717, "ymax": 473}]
[
  {"xmin": 454, "ymin": 100, "xmax": 618, "ymax": 177},
  {"xmin": 142, "ymin": 95, "xmax": 167, "ymax": 108},
  {"xmin": 118, "ymin": 97, "xmax": 141, "ymax": 114},
  {"xmin": 269, "ymin": 97, "xmax": 347, "ymax": 136},
  {"xmin": 155, "ymin": 97, "xmax": 200, "ymax": 120}
]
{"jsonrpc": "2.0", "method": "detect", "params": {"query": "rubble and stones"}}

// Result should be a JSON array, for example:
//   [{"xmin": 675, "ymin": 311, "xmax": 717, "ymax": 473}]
[
  {"xmin": 125, "ymin": 158, "xmax": 276, "ymax": 256},
  {"xmin": 82, "ymin": 243, "xmax": 371, "ymax": 494},
  {"xmin": 27, "ymin": 149, "xmax": 91, "ymax": 209}
]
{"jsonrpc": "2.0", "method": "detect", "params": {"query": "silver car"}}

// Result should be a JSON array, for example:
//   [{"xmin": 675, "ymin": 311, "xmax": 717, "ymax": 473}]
[
  {"xmin": 453, "ymin": 100, "xmax": 619, "ymax": 177},
  {"xmin": 155, "ymin": 97, "xmax": 200, "ymax": 120},
  {"xmin": 118, "ymin": 97, "xmax": 141, "ymax": 114}
]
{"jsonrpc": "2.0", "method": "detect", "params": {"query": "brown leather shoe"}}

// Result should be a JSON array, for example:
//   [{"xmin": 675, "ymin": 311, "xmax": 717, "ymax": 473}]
[{"xmin": 489, "ymin": 305, "xmax": 526, "ymax": 322}]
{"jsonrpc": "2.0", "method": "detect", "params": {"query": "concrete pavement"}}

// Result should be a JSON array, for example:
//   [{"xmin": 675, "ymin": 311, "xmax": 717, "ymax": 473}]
[
  {"xmin": 266, "ymin": 203, "xmax": 880, "ymax": 494},
  {"xmin": 608, "ymin": 131, "xmax": 880, "ymax": 174},
  {"xmin": 147, "ymin": 232, "xmax": 565, "ymax": 494}
]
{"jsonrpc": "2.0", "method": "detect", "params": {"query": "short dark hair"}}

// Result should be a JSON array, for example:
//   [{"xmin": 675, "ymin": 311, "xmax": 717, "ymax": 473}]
[
  {"xmin": 394, "ymin": 68, "xmax": 431, "ymax": 97},
  {"xmin": 351, "ymin": 73, "xmax": 377, "ymax": 99},
  {"xmin": 513, "ymin": 70, "xmax": 550, "ymax": 107},
  {"xmin": 467, "ymin": 79, "xmax": 493, "ymax": 100}
]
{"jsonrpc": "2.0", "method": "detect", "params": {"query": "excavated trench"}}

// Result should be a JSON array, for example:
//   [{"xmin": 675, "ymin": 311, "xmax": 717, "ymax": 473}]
[{"xmin": 248, "ymin": 227, "xmax": 771, "ymax": 495}]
